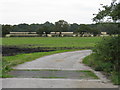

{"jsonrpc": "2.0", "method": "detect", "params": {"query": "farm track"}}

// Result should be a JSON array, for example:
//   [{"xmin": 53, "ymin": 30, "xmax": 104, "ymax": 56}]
[{"xmin": 2, "ymin": 50, "xmax": 118, "ymax": 88}]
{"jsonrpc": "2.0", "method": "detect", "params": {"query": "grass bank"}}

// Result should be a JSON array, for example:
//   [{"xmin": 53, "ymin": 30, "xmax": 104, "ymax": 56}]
[{"xmin": 83, "ymin": 53, "xmax": 120, "ymax": 85}]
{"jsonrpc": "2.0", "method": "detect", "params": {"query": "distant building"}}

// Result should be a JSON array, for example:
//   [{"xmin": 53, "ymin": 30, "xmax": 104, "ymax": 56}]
[
  {"xmin": 6, "ymin": 32, "xmax": 38, "ymax": 37},
  {"xmin": 6, "ymin": 31, "xmax": 108, "ymax": 37},
  {"xmin": 50, "ymin": 32, "xmax": 74, "ymax": 37},
  {"xmin": 101, "ymin": 32, "xmax": 107, "ymax": 35},
  {"xmin": 10, "ymin": 32, "xmax": 36, "ymax": 34}
]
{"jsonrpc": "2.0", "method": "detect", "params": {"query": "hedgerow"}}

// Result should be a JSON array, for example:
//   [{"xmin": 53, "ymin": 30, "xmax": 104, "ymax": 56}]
[{"xmin": 83, "ymin": 35, "xmax": 120, "ymax": 84}]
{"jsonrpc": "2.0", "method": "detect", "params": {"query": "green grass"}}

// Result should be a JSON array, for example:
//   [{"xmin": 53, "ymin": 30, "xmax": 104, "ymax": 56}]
[
  {"xmin": 2, "ymin": 37, "xmax": 102, "ymax": 48},
  {"xmin": 75, "ymin": 70, "xmax": 99, "ymax": 79},
  {"xmin": 83, "ymin": 53, "xmax": 120, "ymax": 85},
  {"xmin": 83, "ymin": 71, "xmax": 99, "ymax": 79}
]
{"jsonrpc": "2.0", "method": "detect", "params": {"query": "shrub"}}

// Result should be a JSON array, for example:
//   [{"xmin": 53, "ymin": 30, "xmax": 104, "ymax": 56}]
[
  {"xmin": 94, "ymin": 36, "xmax": 120, "ymax": 71},
  {"xmin": 83, "ymin": 35, "xmax": 120, "ymax": 84}
]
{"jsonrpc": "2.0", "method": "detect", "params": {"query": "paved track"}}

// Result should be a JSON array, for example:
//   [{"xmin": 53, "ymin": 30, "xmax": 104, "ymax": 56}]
[
  {"xmin": 13, "ymin": 50, "xmax": 92, "ymax": 70},
  {"xmin": 2, "ymin": 50, "xmax": 118, "ymax": 88}
]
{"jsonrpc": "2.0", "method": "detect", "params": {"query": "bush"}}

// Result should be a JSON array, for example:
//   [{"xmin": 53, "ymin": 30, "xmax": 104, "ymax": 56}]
[
  {"xmin": 111, "ymin": 72, "xmax": 120, "ymax": 85},
  {"xmin": 83, "ymin": 35, "xmax": 120, "ymax": 84},
  {"xmin": 94, "ymin": 36, "xmax": 120, "ymax": 71}
]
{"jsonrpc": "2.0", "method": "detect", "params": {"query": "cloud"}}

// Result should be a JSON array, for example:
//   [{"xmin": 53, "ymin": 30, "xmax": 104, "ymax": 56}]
[{"xmin": 0, "ymin": 0, "xmax": 112, "ymax": 24}]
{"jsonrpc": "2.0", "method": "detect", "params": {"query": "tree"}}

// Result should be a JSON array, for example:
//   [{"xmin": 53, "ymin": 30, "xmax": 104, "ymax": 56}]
[
  {"xmin": 36, "ymin": 27, "xmax": 44, "ymax": 36},
  {"xmin": 17, "ymin": 23, "xmax": 30, "ymax": 32},
  {"xmin": 90, "ymin": 28, "xmax": 100, "ymax": 36},
  {"xmin": 2, "ymin": 25, "xmax": 12, "ymax": 37},
  {"xmin": 93, "ymin": 0, "xmax": 120, "ymax": 23},
  {"xmin": 75, "ymin": 24, "xmax": 91, "ymax": 37},
  {"xmin": 69, "ymin": 23, "xmax": 79, "ymax": 32},
  {"xmin": 55, "ymin": 20, "xmax": 69, "ymax": 36},
  {"xmin": 93, "ymin": 0, "xmax": 120, "ymax": 35},
  {"xmin": 42, "ymin": 21, "xmax": 54, "ymax": 37},
  {"xmin": 43, "ymin": 26, "xmax": 51, "ymax": 37}
]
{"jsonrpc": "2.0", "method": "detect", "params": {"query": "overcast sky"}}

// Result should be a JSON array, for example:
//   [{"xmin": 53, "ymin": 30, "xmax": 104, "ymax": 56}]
[{"xmin": 0, "ymin": 0, "xmax": 112, "ymax": 25}]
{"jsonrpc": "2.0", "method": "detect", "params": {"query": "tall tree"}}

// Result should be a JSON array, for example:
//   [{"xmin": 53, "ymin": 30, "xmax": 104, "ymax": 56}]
[
  {"xmin": 70, "ymin": 23, "xmax": 79, "ymax": 32},
  {"xmin": 42, "ymin": 21, "xmax": 54, "ymax": 37},
  {"xmin": 75, "ymin": 24, "xmax": 91, "ymax": 37},
  {"xmin": 93, "ymin": 0, "xmax": 120, "ymax": 23},
  {"xmin": 2, "ymin": 25, "xmax": 12, "ymax": 37},
  {"xmin": 36, "ymin": 27, "xmax": 44, "ymax": 36},
  {"xmin": 55, "ymin": 20, "xmax": 69, "ymax": 36}
]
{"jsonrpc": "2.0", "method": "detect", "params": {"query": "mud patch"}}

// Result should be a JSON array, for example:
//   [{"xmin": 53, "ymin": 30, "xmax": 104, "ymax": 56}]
[
  {"xmin": 2, "ymin": 46, "xmax": 55, "ymax": 56},
  {"xmin": 2, "ymin": 45, "xmax": 93, "ymax": 56}
]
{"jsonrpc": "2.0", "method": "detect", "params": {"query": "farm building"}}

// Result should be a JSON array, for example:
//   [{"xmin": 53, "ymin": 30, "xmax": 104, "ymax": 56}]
[
  {"xmin": 6, "ymin": 32, "xmax": 38, "ymax": 37},
  {"xmin": 101, "ymin": 32, "xmax": 107, "ymax": 35},
  {"xmin": 6, "ymin": 31, "xmax": 105, "ymax": 37},
  {"xmin": 50, "ymin": 32, "xmax": 74, "ymax": 37}
]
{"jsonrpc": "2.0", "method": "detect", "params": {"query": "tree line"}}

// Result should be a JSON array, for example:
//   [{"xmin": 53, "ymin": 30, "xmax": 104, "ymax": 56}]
[{"xmin": 2, "ymin": 20, "xmax": 120, "ymax": 37}]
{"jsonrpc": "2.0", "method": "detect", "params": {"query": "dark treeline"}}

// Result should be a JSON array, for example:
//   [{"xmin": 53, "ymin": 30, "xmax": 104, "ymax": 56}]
[{"xmin": 2, "ymin": 20, "xmax": 120, "ymax": 37}]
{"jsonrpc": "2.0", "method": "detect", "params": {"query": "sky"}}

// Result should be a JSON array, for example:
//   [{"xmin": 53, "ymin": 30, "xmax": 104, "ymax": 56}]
[{"xmin": 0, "ymin": 0, "xmax": 112, "ymax": 25}]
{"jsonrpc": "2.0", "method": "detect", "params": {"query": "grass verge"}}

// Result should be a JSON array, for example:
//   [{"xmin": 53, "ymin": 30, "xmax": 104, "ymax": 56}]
[
  {"xmin": 78, "ymin": 70, "xmax": 99, "ymax": 79},
  {"xmin": 83, "ymin": 53, "xmax": 120, "ymax": 85}
]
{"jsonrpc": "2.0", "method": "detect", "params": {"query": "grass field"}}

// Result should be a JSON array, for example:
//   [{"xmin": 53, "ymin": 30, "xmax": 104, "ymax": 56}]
[{"xmin": 2, "ymin": 37, "xmax": 102, "ymax": 48}]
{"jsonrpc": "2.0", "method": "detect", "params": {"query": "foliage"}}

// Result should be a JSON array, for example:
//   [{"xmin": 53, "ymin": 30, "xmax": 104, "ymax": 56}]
[
  {"xmin": 90, "ymin": 28, "xmax": 100, "ymax": 36},
  {"xmin": 2, "ymin": 25, "xmax": 12, "ymax": 37},
  {"xmin": 69, "ymin": 23, "xmax": 79, "ymax": 32},
  {"xmin": 55, "ymin": 20, "xmax": 69, "ymax": 36},
  {"xmin": 75, "ymin": 24, "xmax": 91, "ymax": 36},
  {"xmin": 96, "ymin": 23, "xmax": 120, "ymax": 35},
  {"xmin": 83, "ymin": 36, "xmax": 120, "ymax": 84},
  {"xmin": 93, "ymin": 0, "xmax": 120, "ymax": 22},
  {"xmin": 75, "ymin": 24, "xmax": 100, "ymax": 36},
  {"xmin": 36, "ymin": 27, "xmax": 44, "ymax": 36},
  {"xmin": 1, "ymin": 20, "xmax": 119, "ymax": 36},
  {"xmin": 94, "ymin": 36, "xmax": 120, "ymax": 71},
  {"xmin": 83, "ymin": 53, "xmax": 120, "ymax": 84}
]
